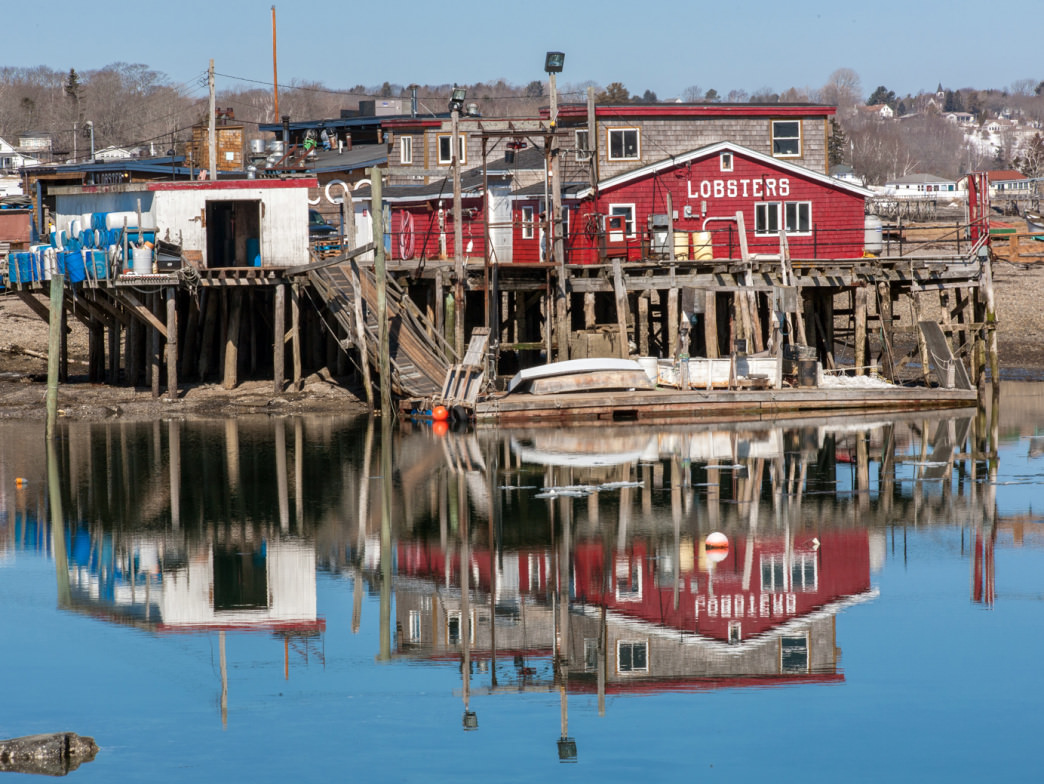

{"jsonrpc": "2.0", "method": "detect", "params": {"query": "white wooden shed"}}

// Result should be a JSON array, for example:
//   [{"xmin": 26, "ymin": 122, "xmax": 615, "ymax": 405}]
[{"xmin": 51, "ymin": 177, "xmax": 315, "ymax": 268}]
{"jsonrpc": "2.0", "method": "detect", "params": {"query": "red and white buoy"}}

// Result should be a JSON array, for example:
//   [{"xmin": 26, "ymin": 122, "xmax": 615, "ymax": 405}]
[{"xmin": 705, "ymin": 531, "xmax": 729, "ymax": 563}]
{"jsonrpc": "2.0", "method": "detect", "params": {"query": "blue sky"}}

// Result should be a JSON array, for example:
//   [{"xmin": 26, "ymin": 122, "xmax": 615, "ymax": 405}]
[{"xmin": 7, "ymin": 0, "xmax": 1043, "ymax": 103}]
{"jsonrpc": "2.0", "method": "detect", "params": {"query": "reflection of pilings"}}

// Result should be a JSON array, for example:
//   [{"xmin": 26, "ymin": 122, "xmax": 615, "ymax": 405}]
[
  {"xmin": 169, "ymin": 420, "xmax": 181, "ymax": 530},
  {"xmin": 856, "ymin": 431, "xmax": 870, "ymax": 515},
  {"xmin": 353, "ymin": 422, "xmax": 374, "ymax": 634},
  {"xmin": 48, "ymin": 438, "xmax": 70, "ymax": 607},
  {"xmin": 378, "ymin": 417, "xmax": 394, "ymax": 662},
  {"xmin": 275, "ymin": 419, "xmax": 289, "ymax": 532},
  {"xmin": 219, "ymin": 631, "xmax": 228, "ymax": 728},
  {"xmin": 294, "ymin": 418, "xmax": 304, "ymax": 529},
  {"xmin": 460, "ymin": 470, "xmax": 471, "ymax": 714}
]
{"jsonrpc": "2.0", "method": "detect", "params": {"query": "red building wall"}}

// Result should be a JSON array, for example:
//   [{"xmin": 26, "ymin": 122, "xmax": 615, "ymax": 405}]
[
  {"xmin": 567, "ymin": 149, "xmax": 867, "ymax": 264},
  {"xmin": 571, "ymin": 531, "xmax": 871, "ymax": 642},
  {"xmin": 389, "ymin": 201, "xmax": 488, "ymax": 261}
]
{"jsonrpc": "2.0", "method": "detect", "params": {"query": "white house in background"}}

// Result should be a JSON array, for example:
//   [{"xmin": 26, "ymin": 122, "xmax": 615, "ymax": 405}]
[
  {"xmin": 986, "ymin": 170, "xmax": 1032, "ymax": 197},
  {"xmin": 830, "ymin": 164, "xmax": 866, "ymax": 187},
  {"xmin": 882, "ymin": 173, "xmax": 962, "ymax": 198},
  {"xmin": 983, "ymin": 118, "xmax": 1014, "ymax": 134},
  {"xmin": 0, "ymin": 135, "xmax": 40, "ymax": 170},
  {"xmin": 945, "ymin": 112, "xmax": 976, "ymax": 126},
  {"xmin": 859, "ymin": 104, "xmax": 895, "ymax": 120},
  {"xmin": 94, "ymin": 146, "xmax": 134, "ymax": 160}
]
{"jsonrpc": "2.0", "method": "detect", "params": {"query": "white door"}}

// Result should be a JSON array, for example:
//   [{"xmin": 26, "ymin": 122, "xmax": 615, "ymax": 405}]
[{"xmin": 488, "ymin": 184, "xmax": 513, "ymax": 263}]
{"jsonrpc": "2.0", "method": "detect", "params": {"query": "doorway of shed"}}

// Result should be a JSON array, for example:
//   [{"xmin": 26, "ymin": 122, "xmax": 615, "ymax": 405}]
[{"xmin": 206, "ymin": 199, "xmax": 262, "ymax": 267}]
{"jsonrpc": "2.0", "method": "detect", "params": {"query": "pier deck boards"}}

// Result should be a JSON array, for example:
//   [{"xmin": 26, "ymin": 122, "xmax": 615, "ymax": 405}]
[{"xmin": 473, "ymin": 385, "xmax": 978, "ymax": 425}]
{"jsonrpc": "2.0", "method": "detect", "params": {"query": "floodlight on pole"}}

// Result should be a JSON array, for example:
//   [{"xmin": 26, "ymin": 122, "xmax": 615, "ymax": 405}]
[{"xmin": 544, "ymin": 51, "xmax": 565, "ymax": 74}]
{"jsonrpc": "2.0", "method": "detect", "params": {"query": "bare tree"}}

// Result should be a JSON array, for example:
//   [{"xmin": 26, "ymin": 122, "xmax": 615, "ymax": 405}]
[{"xmin": 819, "ymin": 68, "xmax": 862, "ymax": 112}]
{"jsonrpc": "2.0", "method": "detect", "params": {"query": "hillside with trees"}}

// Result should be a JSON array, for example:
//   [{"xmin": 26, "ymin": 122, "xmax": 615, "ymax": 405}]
[{"xmin": 1, "ymin": 62, "xmax": 1042, "ymax": 185}]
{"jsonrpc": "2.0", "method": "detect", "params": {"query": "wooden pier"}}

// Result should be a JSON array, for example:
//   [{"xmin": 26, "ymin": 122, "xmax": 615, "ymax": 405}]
[{"xmin": 4, "ymin": 221, "xmax": 997, "ymax": 424}]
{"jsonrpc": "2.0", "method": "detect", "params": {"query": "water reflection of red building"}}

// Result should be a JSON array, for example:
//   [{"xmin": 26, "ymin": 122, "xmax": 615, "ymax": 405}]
[
  {"xmin": 394, "ymin": 530, "xmax": 874, "ymax": 692},
  {"xmin": 572, "ymin": 531, "xmax": 871, "ymax": 643}
]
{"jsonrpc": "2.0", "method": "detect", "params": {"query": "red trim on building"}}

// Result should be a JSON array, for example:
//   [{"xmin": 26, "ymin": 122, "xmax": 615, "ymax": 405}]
[
  {"xmin": 552, "ymin": 104, "xmax": 835, "ymax": 120},
  {"xmin": 148, "ymin": 178, "xmax": 318, "ymax": 192}
]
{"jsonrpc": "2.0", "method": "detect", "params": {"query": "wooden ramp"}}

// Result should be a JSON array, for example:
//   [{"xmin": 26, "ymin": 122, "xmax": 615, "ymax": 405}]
[
  {"xmin": 438, "ymin": 328, "xmax": 490, "ymax": 407},
  {"xmin": 307, "ymin": 260, "xmax": 454, "ymax": 398},
  {"xmin": 918, "ymin": 321, "xmax": 973, "ymax": 390}
]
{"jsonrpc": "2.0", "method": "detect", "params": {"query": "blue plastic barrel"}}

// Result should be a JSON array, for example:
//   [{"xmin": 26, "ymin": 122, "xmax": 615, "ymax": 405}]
[{"xmin": 246, "ymin": 237, "xmax": 261, "ymax": 267}]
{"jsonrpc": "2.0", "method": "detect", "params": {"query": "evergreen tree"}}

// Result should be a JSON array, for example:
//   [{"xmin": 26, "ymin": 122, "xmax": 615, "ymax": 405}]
[
  {"xmin": 828, "ymin": 119, "xmax": 848, "ymax": 166},
  {"xmin": 867, "ymin": 85, "xmax": 896, "ymax": 108},
  {"xmin": 596, "ymin": 82, "xmax": 631, "ymax": 103}
]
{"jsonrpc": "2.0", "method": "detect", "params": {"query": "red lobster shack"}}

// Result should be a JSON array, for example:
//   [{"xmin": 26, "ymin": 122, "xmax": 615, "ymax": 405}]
[{"xmin": 565, "ymin": 141, "xmax": 872, "ymax": 264}]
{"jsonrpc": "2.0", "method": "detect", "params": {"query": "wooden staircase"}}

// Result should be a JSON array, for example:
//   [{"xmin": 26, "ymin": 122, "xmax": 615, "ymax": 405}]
[{"xmin": 307, "ymin": 259, "xmax": 455, "ymax": 398}]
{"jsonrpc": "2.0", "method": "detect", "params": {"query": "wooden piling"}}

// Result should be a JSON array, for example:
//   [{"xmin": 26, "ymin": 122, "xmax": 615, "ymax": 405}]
[
  {"xmin": 166, "ymin": 286, "xmax": 178, "ymax": 398},
  {"xmin": 273, "ymin": 283, "xmax": 285, "ymax": 393},
  {"xmin": 854, "ymin": 286, "xmax": 867, "ymax": 376},
  {"xmin": 291, "ymin": 284, "xmax": 302, "ymax": 391},
  {"xmin": 151, "ymin": 293, "xmax": 161, "ymax": 398},
  {"xmin": 45, "ymin": 274, "xmax": 65, "ymax": 441},
  {"xmin": 223, "ymin": 289, "xmax": 241, "ymax": 390},
  {"xmin": 704, "ymin": 290, "xmax": 719, "ymax": 358},
  {"xmin": 611, "ymin": 259, "xmax": 629, "ymax": 358}
]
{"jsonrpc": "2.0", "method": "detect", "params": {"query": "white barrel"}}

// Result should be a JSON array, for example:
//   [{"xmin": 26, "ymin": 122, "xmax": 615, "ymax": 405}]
[
  {"xmin": 131, "ymin": 246, "xmax": 153, "ymax": 275},
  {"xmin": 637, "ymin": 357, "xmax": 659, "ymax": 386},
  {"xmin": 864, "ymin": 215, "xmax": 884, "ymax": 255},
  {"xmin": 105, "ymin": 211, "xmax": 157, "ymax": 231}
]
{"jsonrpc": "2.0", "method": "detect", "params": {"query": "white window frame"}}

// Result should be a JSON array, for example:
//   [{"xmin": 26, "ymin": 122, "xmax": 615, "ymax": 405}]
[
  {"xmin": 447, "ymin": 609, "xmax": 475, "ymax": 645},
  {"xmin": 791, "ymin": 552, "xmax": 818, "ymax": 591},
  {"xmin": 607, "ymin": 127, "xmax": 640, "ymax": 161},
  {"xmin": 760, "ymin": 553, "xmax": 787, "ymax": 591},
  {"xmin": 408, "ymin": 610, "xmax": 422, "ymax": 641},
  {"xmin": 754, "ymin": 202, "xmax": 782, "ymax": 237},
  {"xmin": 583, "ymin": 638, "xmax": 598, "ymax": 671},
  {"xmin": 784, "ymin": 201, "xmax": 812, "ymax": 235},
  {"xmin": 617, "ymin": 639, "xmax": 649, "ymax": 673},
  {"xmin": 728, "ymin": 621, "xmax": 743, "ymax": 643},
  {"xmin": 608, "ymin": 203, "xmax": 636, "ymax": 242},
  {"xmin": 614, "ymin": 554, "xmax": 643, "ymax": 601},
  {"xmin": 755, "ymin": 201, "xmax": 812, "ymax": 237},
  {"xmin": 437, "ymin": 133, "xmax": 466, "ymax": 165},
  {"xmin": 780, "ymin": 633, "xmax": 809, "ymax": 674},
  {"xmin": 521, "ymin": 205, "xmax": 535, "ymax": 240},
  {"xmin": 575, "ymin": 129, "xmax": 590, "ymax": 161},
  {"xmin": 771, "ymin": 119, "xmax": 802, "ymax": 158},
  {"xmin": 720, "ymin": 151, "xmax": 733, "ymax": 172},
  {"xmin": 400, "ymin": 135, "xmax": 413, "ymax": 165}
]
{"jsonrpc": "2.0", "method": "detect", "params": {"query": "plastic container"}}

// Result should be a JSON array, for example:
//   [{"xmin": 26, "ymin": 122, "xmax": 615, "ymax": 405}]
[
  {"xmin": 59, "ymin": 250, "xmax": 87, "ymax": 283},
  {"xmin": 864, "ymin": 215, "xmax": 884, "ymax": 255},
  {"xmin": 246, "ymin": 237, "xmax": 261, "ymax": 267},
  {"xmin": 637, "ymin": 357, "xmax": 658, "ymax": 386},
  {"xmin": 105, "ymin": 211, "xmax": 157, "ymax": 231},
  {"xmin": 132, "ymin": 245, "xmax": 153, "ymax": 275}
]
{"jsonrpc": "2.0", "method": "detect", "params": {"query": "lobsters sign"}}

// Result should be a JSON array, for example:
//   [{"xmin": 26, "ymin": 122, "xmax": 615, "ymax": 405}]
[{"xmin": 688, "ymin": 177, "xmax": 792, "ymax": 200}]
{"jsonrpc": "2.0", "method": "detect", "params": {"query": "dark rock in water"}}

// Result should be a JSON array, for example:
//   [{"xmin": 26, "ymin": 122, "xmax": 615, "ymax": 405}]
[{"xmin": 0, "ymin": 732, "xmax": 98, "ymax": 776}]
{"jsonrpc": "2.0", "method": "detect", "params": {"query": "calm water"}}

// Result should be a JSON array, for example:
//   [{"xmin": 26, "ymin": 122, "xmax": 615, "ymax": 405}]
[{"xmin": 2, "ymin": 385, "xmax": 1044, "ymax": 781}]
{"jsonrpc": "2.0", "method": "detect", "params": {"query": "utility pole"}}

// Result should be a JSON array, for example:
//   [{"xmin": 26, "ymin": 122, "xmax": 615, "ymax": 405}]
[
  {"xmin": 549, "ymin": 66, "xmax": 568, "ymax": 360},
  {"xmin": 371, "ymin": 167, "xmax": 392, "ymax": 419},
  {"xmin": 208, "ymin": 59, "xmax": 217, "ymax": 180},
  {"xmin": 271, "ymin": 6, "xmax": 280, "ymax": 122},
  {"xmin": 452, "ymin": 102, "xmax": 465, "ymax": 357}
]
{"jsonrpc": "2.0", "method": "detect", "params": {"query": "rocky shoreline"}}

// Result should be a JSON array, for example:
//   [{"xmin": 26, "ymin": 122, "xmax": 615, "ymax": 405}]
[{"xmin": 2, "ymin": 260, "xmax": 1042, "ymax": 422}]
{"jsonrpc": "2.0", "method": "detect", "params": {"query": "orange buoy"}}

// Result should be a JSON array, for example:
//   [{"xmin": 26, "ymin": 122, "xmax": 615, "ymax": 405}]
[
  {"xmin": 433, "ymin": 420, "xmax": 449, "ymax": 436},
  {"xmin": 15, "ymin": 477, "xmax": 27, "ymax": 487},
  {"xmin": 432, "ymin": 405, "xmax": 449, "ymax": 422}
]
